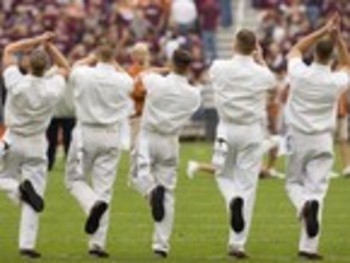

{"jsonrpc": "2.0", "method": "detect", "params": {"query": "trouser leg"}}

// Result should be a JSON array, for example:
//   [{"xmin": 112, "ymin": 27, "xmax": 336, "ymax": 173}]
[
  {"xmin": 88, "ymin": 148, "xmax": 120, "ymax": 250},
  {"xmin": 151, "ymin": 139, "xmax": 178, "ymax": 253},
  {"xmin": 299, "ymin": 148, "xmax": 332, "ymax": 253},
  {"xmin": 46, "ymin": 118, "xmax": 59, "ymax": 171},
  {"xmin": 19, "ymin": 148, "xmax": 47, "ymax": 250},
  {"xmin": 227, "ymin": 143, "xmax": 262, "ymax": 251},
  {"xmin": 131, "ymin": 133, "xmax": 155, "ymax": 196},
  {"xmin": 285, "ymin": 152, "xmax": 306, "ymax": 214},
  {"xmin": 286, "ymin": 131, "xmax": 333, "ymax": 253},
  {"xmin": 61, "ymin": 118, "xmax": 75, "ymax": 158},
  {"xmin": 65, "ymin": 128, "xmax": 97, "ymax": 215},
  {"xmin": 152, "ymin": 190, "xmax": 175, "ymax": 253}
]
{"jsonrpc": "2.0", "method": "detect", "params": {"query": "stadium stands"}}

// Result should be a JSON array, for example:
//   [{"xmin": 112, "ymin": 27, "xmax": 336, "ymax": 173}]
[{"xmin": 253, "ymin": 0, "xmax": 350, "ymax": 72}]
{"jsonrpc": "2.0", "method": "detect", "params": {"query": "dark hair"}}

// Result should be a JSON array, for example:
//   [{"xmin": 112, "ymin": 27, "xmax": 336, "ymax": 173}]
[
  {"xmin": 30, "ymin": 50, "xmax": 48, "ymax": 77},
  {"xmin": 97, "ymin": 43, "xmax": 115, "ymax": 62},
  {"xmin": 172, "ymin": 49, "xmax": 193, "ymax": 75},
  {"xmin": 315, "ymin": 38, "xmax": 334, "ymax": 63},
  {"xmin": 236, "ymin": 29, "xmax": 256, "ymax": 55}
]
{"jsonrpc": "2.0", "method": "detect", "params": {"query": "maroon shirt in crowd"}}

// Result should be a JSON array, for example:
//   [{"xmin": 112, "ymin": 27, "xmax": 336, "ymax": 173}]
[{"xmin": 199, "ymin": 0, "xmax": 220, "ymax": 31}]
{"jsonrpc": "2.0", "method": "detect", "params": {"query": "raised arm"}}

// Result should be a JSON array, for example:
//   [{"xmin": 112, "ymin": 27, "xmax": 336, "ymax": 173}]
[
  {"xmin": 112, "ymin": 61, "xmax": 129, "ymax": 74},
  {"xmin": 73, "ymin": 54, "xmax": 98, "ymax": 67},
  {"xmin": 2, "ymin": 32, "xmax": 54, "ymax": 69},
  {"xmin": 287, "ymin": 15, "xmax": 337, "ymax": 60},
  {"xmin": 45, "ymin": 42, "xmax": 70, "ymax": 78},
  {"xmin": 332, "ymin": 24, "xmax": 350, "ymax": 70}
]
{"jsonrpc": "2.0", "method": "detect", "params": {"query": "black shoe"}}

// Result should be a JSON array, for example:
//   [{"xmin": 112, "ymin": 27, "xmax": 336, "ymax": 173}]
[
  {"xmin": 150, "ymin": 185, "xmax": 165, "ymax": 222},
  {"xmin": 85, "ymin": 201, "xmax": 108, "ymax": 234},
  {"xmin": 298, "ymin": 251, "xmax": 323, "ymax": 260},
  {"xmin": 20, "ymin": 249, "xmax": 41, "ymax": 259},
  {"xmin": 230, "ymin": 197, "xmax": 245, "ymax": 233},
  {"xmin": 228, "ymin": 250, "xmax": 248, "ymax": 259},
  {"xmin": 154, "ymin": 250, "xmax": 167, "ymax": 258},
  {"xmin": 302, "ymin": 200, "xmax": 319, "ymax": 238},
  {"xmin": 89, "ymin": 248, "xmax": 109, "ymax": 258},
  {"xmin": 19, "ymin": 180, "xmax": 44, "ymax": 213}
]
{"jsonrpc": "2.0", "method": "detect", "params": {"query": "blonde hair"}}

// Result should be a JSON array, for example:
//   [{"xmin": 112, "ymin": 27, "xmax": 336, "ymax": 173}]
[{"xmin": 131, "ymin": 42, "xmax": 150, "ymax": 66}]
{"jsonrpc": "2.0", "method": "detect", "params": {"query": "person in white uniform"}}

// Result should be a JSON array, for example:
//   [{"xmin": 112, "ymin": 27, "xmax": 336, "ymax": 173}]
[
  {"xmin": 65, "ymin": 44, "xmax": 133, "ymax": 258},
  {"xmin": 0, "ymin": 32, "xmax": 69, "ymax": 258},
  {"xmin": 209, "ymin": 29, "xmax": 276, "ymax": 259},
  {"xmin": 285, "ymin": 15, "xmax": 350, "ymax": 260},
  {"xmin": 131, "ymin": 49, "xmax": 201, "ymax": 258}
]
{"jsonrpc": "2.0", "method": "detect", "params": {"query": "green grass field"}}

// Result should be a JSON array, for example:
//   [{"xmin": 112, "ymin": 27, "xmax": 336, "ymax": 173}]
[{"xmin": 0, "ymin": 143, "xmax": 349, "ymax": 263}]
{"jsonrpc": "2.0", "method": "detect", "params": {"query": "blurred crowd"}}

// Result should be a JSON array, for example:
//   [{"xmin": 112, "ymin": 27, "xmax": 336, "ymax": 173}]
[
  {"xmin": 253, "ymin": 0, "xmax": 350, "ymax": 73},
  {"xmin": 0, "ymin": 0, "xmax": 233, "ymax": 84}
]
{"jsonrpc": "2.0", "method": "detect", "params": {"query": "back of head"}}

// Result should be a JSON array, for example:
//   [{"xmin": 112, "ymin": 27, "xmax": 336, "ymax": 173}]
[
  {"xmin": 235, "ymin": 29, "xmax": 257, "ymax": 55},
  {"xmin": 29, "ymin": 49, "xmax": 49, "ymax": 77},
  {"xmin": 97, "ymin": 43, "xmax": 115, "ymax": 63},
  {"xmin": 172, "ymin": 49, "xmax": 193, "ymax": 75},
  {"xmin": 314, "ymin": 38, "xmax": 334, "ymax": 64}
]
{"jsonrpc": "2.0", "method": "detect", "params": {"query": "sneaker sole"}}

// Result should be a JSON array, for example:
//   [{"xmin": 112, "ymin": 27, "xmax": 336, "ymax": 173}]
[
  {"xmin": 85, "ymin": 202, "xmax": 108, "ymax": 234},
  {"xmin": 151, "ymin": 186, "xmax": 165, "ymax": 222},
  {"xmin": 230, "ymin": 197, "xmax": 245, "ymax": 233},
  {"xmin": 21, "ymin": 181, "xmax": 44, "ymax": 213},
  {"xmin": 305, "ymin": 200, "xmax": 319, "ymax": 238}
]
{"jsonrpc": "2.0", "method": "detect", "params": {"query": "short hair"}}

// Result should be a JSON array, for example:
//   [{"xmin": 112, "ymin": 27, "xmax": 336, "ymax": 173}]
[
  {"xmin": 315, "ymin": 38, "xmax": 334, "ymax": 63},
  {"xmin": 235, "ymin": 29, "xmax": 257, "ymax": 55},
  {"xmin": 29, "ymin": 49, "xmax": 49, "ymax": 77},
  {"xmin": 172, "ymin": 49, "xmax": 193, "ymax": 74},
  {"xmin": 97, "ymin": 44, "xmax": 115, "ymax": 62}
]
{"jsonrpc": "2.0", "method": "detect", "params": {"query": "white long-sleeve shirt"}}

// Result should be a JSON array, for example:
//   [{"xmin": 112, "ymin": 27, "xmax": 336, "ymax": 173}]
[
  {"xmin": 210, "ymin": 55, "xmax": 276, "ymax": 125},
  {"xmin": 70, "ymin": 63, "xmax": 134, "ymax": 126},
  {"xmin": 3, "ymin": 65, "xmax": 66, "ymax": 136},
  {"xmin": 141, "ymin": 72, "xmax": 201, "ymax": 135}
]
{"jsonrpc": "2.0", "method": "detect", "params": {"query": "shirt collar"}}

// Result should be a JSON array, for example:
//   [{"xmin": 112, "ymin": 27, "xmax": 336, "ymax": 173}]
[
  {"xmin": 233, "ymin": 54, "xmax": 254, "ymax": 62},
  {"xmin": 311, "ymin": 62, "xmax": 331, "ymax": 72},
  {"xmin": 96, "ymin": 62, "xmax": 115, "ymax": 70},
  {"xmin": 169, "ymin": 72, "xmax": 188, "ymax": 83}
]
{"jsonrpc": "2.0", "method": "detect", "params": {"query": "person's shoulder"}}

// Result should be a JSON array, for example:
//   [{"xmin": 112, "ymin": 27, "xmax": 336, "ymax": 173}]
[
  {"xmin": 211, "ymin": 59, "xmax": 229, "ymax": 67},
  {"xmin": 72, "ymin": 65, "xmax": 93, "ymax": 76},
  {"xmin": 45, "ymin": 74, "xmax": 65, "ymax": 86},
  {"xmin": 3, "ymin": 65, "xmax": 23, "ymax": 79},
  {"xmin": 210, "ymin": 59, "xmax": 231, "ymax": 72}
]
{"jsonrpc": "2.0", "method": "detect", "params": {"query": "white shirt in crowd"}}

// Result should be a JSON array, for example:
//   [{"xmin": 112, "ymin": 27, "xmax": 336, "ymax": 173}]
[
  {"xmin": 286, "ymin": 58, "xmax": 350, "ymax": 134},
  {"xmin": 210, "ymin": 55, "xmax": 276, "ymax": 125},
  {"xmin": 171, "ymin": 0, "xmax": 197, "ymax": 25},
  {"xmin": 70, "ymin": 63, "xmax": 133, "ymax": 126},
  {"xmin": 141, "ymin": 72, "xmax": 201, "ymax": 135},
  {"xmin": 3, "ymin": 65, "xmax": 65, "ymax": 136}
]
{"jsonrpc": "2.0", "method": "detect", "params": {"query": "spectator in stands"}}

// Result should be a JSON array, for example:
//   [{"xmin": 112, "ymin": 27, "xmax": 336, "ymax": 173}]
[
  {"xmin": 130, "ymin": 7, "xmax": 152, "ymax": 41},
  {"xmin": 143, "ymin": 0, "xmax": 166, "ymax": 34},
  {"xmin": 171, "ymin": 0, "xmax": 198, "ymax": 34},
  {"xmin": 305, "ymin": 0, "xmax": 323, "ymax": 28},
  {"xmin": 199, "ymin": 0, "xmax": 220, "ymax": 63},
  {"xmin": 219, "ymin": 0, "xmax": 233, "ymax": 28},
  {"xmin": 190, "ymin": 45, "xmax": 208, "ymax": 84}
]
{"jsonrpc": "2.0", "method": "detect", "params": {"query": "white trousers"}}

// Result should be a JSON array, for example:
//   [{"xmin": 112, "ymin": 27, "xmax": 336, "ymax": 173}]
[
  {"xmin": 0, "ymin": 131, "xmax": 47, "ymax": 250},
  {"xmin": 65, "ymin": 125, "xmax": 121, "ymax": 250},
  {"xmin": 285, "ymin": 129, "xmax": 332, "ymax": 253},
  {"xmin": 131, "ymin": 130, "xmax": 178, "ymax": 253},
  {"xmin": 213, "ymin": 122, "xmax": 264, "ymax": 252}
]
